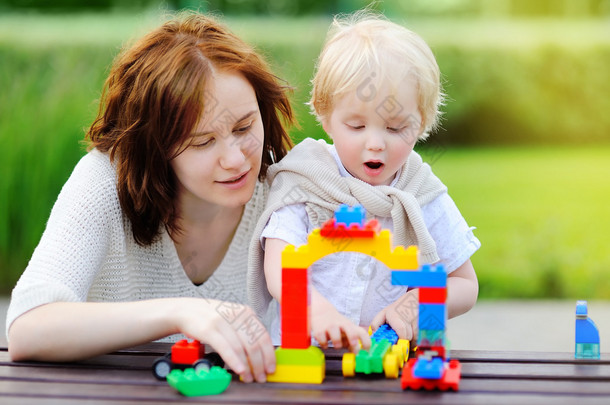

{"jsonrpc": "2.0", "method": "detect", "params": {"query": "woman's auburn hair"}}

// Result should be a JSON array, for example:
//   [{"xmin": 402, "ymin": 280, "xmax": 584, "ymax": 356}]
[{"xmin": 86, "ymin": 12, "xmax": 294, "ymax": 246}]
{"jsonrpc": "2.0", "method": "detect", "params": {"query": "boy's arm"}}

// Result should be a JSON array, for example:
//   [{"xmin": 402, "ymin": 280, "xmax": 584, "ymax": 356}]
[
  {"xmin": 263, "ymin": 238, "xmax": 370, "ymax": 351},
  {"xmin": 446, "ymin": 258, "xmax": 478, "ymax": 318},
  {"xmin": 370, "ymin": 258, "xmax": 478, "ymax": 339}
]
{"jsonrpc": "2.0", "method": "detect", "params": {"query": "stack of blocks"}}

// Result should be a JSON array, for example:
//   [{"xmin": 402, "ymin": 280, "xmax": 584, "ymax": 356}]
[
  {"xmin": 270, "ymin": 204, "xmax": 410, "ymax": 384},
  {"xmin": 575, "ymin": 300, "xmax": 601, "ymax": 360},
  {"xmin": 391, "ymin": 248, "xmax": 461, "ymax": 390},
  {"xmin": 268, "ymin": 204, "xmax": 461, "ymax": 390}
]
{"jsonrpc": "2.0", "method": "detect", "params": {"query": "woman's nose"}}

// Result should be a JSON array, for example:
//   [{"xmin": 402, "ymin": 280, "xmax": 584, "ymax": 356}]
[{"xmin": 219, "ymin": 139, "xmax": 247, "ymax": 169}]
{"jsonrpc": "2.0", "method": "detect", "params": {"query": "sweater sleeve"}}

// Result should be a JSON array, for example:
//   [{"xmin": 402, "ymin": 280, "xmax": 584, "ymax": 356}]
[{"xmin": 5, "ymin": 150, "xmax": 122, "ymax": 338}]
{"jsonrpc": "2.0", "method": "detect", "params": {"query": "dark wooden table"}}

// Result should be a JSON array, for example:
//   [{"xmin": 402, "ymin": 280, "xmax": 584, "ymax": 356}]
[{"xmin": 1, "ymin": 338, "xmax": 610, "ymax": 404}]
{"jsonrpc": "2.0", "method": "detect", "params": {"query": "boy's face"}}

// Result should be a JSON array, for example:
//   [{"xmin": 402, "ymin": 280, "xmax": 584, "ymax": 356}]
[{"xmin": 322, "ymin": 75, "xmax": 422, "ymax": 186}]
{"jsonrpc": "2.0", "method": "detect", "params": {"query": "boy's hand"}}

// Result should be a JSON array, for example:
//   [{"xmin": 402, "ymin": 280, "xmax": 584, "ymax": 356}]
[
  {"xmin": 370, "ymin": 289, "xmax": 419, "ymax": 342},
  {"xmin": 311, "ymin": 290, "xmax": 371, "ymax": 352}
]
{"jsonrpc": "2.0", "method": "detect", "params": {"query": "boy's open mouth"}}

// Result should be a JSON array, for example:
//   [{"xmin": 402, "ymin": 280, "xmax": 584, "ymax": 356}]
[{"xmin": 365, "ymin": 161, "xmax": 383, "ymax": 169}]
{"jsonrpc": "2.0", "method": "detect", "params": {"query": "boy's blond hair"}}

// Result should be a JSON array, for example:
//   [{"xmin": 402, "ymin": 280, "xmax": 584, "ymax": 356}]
[{"xmin": 310, "ymin": 11, "xmax": 444, "ymax": 140}]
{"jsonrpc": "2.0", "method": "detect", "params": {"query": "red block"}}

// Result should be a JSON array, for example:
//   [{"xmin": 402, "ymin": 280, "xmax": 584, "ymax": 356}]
[
  {"xmin": 282, "ymin": 332, "xmax": 311, "ymax": 349},
  {"xmin": 171, "ymin": 340, "xmax": 204, "ymax": 365},
  {"xmin": 419, "ymin": 287, "xmax": 447, "ymax": 304},
  {"xmin": 282, "ymin": 267, "xmax": 308, "ymax": 286},
  {"xmin": 320, "ymin": 219, "xmax": 380, "ymax": 238},
  {"xmin": 281, "ymin": 266, "xmax": 310, "ymax": 348}
]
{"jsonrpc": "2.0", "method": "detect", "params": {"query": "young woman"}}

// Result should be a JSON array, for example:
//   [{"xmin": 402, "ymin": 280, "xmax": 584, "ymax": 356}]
[{"xmin": 6, "ymin": 12, "xmax": 294, "ymax": 383}]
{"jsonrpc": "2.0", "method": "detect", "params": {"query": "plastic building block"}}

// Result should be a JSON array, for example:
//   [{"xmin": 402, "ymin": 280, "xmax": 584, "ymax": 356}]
[
  {"xmin": 152, "ymin": 340, "xmax": 223, "ymax": 380},
  {"xmin": 355, "ymin": 338, "xmax": 392, "ymax": 374},
  {"xmin": 334, "ymin": 204, "xmax": 365, "ymax": 227},
  {"xmin": 281, "ymin": 266, "xmax": 310, "ymax": 349},
  {"xmin": 266, "ymin": 364, "xmax": 326, "ymax": 384},
  {"xmin": 320, "ymin": 218, "xmax": 381, "ymax": 238},
  {"xmin": 371, "ymin": 323, "xmax": 399, "ymax": 345},
  {"xmin": 419, "ymin": 303, "xmax": 447, "ymax": 331},
  {"xmin": 575, "ymin": 300, "xmax": 601, "ymax": 359},
  {"xmin": 274, "ymin": 346, "xmax": 325, "ymax": 365},
  {"xmin": 390, "ymin": 252, "xmax": 460, "ymax": 392},
  {"xmin": 171, "ymin": 339, "xmax": 204, "ymax": 365},
  {"xmin": 282, "ymin": 233, "xmax": 419, "ymax": 270},
  {"xmin": 391, "ymin": 264, "xmax": 447, "ymax": 288},
  {"xmin": 419, "ymin": 287, "xmax": 447, "ymax": 303},
  {"xmin": 343, "ymin": 325, "xmax": 408, "ymax": 379},
  {"xmin": 267, "ymin": 347, "xmax": 325, "ymax": 384},
  {"xmin": 413, "ymin": 356, "xmax": 445, "ymax": 379},
  {"xmin": 167, "ymin": 367, "xmax": 231, "ymax": 396},
  {"xmin": 402, "ymin": 358, "xmax": 461, "ymax": 391}
]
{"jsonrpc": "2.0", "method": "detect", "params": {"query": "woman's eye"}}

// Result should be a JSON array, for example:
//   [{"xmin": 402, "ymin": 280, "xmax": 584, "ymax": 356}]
[
  {"xmin": 193, "ymin": 138, "xmax": 213, "ymax": 148},
  {"xmin": 234, "ymin": 122, "xmax": 253, "ymax": 134}
]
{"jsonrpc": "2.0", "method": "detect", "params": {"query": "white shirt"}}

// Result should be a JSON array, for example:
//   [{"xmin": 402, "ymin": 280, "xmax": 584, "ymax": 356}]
[{"xmin": 261, "ymin": 144, "xmax": 480, "ymax": 344}]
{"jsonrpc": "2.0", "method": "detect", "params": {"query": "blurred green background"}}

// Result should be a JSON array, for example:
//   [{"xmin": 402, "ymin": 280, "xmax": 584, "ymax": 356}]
[{"xmin": 1, "ymin": 0, "xmax": 610, "ymax": 299}]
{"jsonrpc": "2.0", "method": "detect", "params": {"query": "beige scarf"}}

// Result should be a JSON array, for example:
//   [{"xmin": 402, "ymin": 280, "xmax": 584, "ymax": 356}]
[{"xmin": 247, "ymin": 138, "xmax": 448, "ymax": 318}]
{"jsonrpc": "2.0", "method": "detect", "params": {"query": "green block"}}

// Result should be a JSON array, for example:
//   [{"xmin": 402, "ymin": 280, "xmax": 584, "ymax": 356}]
[
  {"xmin": 355, "ymin": 339, "xmax": 391, "ymax": 374},
  {"xmin": 167, "ymin": 367, "xmax": 231, "ymax": 396},
  {"xmin": 275, "ymin": 346, "xmax": 325, "ymax": 366}
]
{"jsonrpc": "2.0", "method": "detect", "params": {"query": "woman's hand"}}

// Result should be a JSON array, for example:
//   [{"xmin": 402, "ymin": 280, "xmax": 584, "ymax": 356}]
[{"xmin": 171, "ymin": 298, "xmax": 275, "ymax": 383}]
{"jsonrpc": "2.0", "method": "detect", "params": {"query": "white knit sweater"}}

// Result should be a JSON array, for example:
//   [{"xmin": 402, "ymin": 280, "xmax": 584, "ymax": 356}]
[{"xmin": 6, "ymin": 149, "xmax": 267, "ymax": 340}]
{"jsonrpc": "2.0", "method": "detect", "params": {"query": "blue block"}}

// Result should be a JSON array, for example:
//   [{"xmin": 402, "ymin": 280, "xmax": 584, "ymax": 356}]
[
  {"xmin": 334, "ymin": 204, "xmax": 365, "ymax": 227},
  {"xmin": 371, "ymin": 324, "xmax": 399, "ymax": 345},
  {"xmin": 576, "ymin": 300, "xmax": 588, "ymax": 317},
  {"xmin": 413, "ymin": 357, "xmax": 445, "ymax": 379},
  {"xmin": 576, "ymin": 318, "xmax": 600, "ymax": 344},
  {"xmin": 419, "ymin": 304, "xmax": 446, "ymax": 331},
  {"xmin": 575, "ymin": 301, "xmax": 600, "ymax": 344},
  {"xmin": 391, "ymin": 265, "xmax": 447, "ymax": 288}
]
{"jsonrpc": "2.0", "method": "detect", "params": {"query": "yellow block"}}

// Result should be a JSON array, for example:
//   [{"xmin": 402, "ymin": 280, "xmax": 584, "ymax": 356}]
[
  {"xmin": 282, "ymin": 230, "xmax": 419, "ymax": 270},
  {"xmin": 266, "ymin": 363, "xmax": 325, "ymax": 384}
]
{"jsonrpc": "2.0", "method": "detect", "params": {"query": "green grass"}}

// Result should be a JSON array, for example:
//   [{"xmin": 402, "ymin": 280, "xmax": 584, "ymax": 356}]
[
  {"xmin": 423, "ymin": 145, "xmax": 610, "ymax": 299},
  {"xmin": 1, "ymin": 12, "xmax": 610, "ymax": 298}
]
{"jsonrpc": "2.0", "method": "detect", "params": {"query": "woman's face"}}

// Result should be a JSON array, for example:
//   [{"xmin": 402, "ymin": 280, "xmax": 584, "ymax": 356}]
[{"xmin": 171, "ymin": 70, "xmax": 264, "ymax": 211}]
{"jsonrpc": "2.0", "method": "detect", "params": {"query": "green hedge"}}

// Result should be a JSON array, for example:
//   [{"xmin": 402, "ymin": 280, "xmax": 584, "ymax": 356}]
[{"xmin": 1, "ymin": 14, "xmax": 610, "ymax": 295}]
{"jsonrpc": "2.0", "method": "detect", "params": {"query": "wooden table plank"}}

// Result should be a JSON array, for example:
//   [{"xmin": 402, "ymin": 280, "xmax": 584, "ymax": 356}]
[
  {"xmin": 3, "ymin": 379, "xmax": 610, "ymax": 405},
  {"xmin": 3, "ymin": 343, "xmax": 610, "ymax": 404}
]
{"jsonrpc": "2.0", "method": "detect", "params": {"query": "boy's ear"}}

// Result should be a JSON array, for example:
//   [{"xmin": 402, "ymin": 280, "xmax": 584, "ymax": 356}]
[{"xmin": 321, "ymin": 118, "xmax": 332, "ymax": 139}]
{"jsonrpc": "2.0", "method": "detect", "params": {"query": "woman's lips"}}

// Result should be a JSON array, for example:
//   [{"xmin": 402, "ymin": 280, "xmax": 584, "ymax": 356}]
[{"xmin": 217, "ymin": 170, "xmax": 250, "ymax": 188}]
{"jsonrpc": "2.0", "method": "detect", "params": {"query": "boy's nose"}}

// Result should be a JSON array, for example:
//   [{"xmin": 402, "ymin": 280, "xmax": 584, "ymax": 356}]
[{"xmin": 365, "ymin": 130, "xmax": 385, "ymax": 151}]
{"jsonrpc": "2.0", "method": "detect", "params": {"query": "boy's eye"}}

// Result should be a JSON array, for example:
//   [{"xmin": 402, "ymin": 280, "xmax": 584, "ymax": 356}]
[
  {"xmin": 388, "ymin": 125, "xmax": 408, "ymax": 133},
  {"xmin": 346, "ymin": 123, "xmax": 364, "ymax": 130}
]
